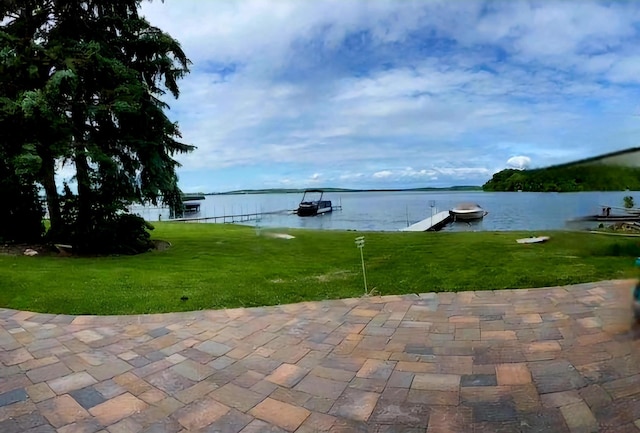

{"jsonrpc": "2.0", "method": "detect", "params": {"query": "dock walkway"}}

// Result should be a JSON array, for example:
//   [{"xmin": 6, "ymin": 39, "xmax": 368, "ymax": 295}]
[
  {"xmin": 401, "ymin": 210, "xmax": 452, "ymax": 231},
  {"xmin": 171, "ymin": 209, "xmax": 291, "ymax": 223}
]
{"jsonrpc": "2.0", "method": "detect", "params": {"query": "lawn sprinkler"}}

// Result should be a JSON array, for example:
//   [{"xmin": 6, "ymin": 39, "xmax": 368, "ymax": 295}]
[
  {"xmin": 634, "ymin": 258, "xmax": 640, "ymax": 321},
  {"xmin": 355, "ymin": 236, "xmax": 368, "ymax": 295}
]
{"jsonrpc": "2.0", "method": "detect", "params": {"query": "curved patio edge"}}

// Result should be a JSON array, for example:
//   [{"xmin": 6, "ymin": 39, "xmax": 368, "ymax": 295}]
[
  {"xmin": 0, "ymin": 278, "xmax": 636, "ymax": 324},
  {"xmin": 0, "ymin": 279, "xmax": 638, "ymax": 432}
]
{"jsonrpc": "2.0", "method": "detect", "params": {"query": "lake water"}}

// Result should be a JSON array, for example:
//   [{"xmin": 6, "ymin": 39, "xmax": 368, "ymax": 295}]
[{"xmin": 130, "ymin": 190, "xmax": 638, "ymax": 232}]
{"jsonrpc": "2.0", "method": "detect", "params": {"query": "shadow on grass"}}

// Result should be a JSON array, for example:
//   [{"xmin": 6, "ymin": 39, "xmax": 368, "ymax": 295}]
[{"xmin": 590, "ymin": 241, "xmax": 640, "ymax": 257}]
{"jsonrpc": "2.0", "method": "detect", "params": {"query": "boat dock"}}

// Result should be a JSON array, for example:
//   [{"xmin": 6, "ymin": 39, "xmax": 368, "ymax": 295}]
[
  {"xmin": 571, "ymin": 214, "xmax": 640, "ymax": 222},
  {"xmin": 401, "ymin": 211, "xmax": 452, "ymax": 232},
  {"xmin": 171, "ymin": 209, "xmax": 292, "ymax": 223},
  {"xmin": 183, "ymin": 203, "xmax": 201, "ymax": 213}
]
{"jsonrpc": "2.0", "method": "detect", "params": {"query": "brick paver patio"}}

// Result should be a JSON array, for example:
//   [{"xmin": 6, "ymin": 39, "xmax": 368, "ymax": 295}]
[{"xmin": 0, "ymin": 279, "xmax": 639, "ymax": 432}]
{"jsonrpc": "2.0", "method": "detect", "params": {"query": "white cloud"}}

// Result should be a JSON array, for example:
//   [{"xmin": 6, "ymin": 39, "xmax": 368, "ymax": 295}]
[
  {"xmin": 370, "ymin": 167, "xmax": 488, "ymax": 183},
  {"xmin": 607, "ymin": 56, "xmax": 640, "ymax": 84},
  {"xmin": 506, "ymin": 156, "xmax": 532, "ymax": 170},
  {"xmin": 135, "ymin": 0, "xmax": 640, "ymax": 190},
  {"xmin": 373, "ymin": 170, "xmax": 393, "ymax": 179}
]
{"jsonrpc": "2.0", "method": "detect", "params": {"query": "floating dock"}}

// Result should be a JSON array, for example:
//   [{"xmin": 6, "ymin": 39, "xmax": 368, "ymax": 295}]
[
  {"xmin": 571, "ymin": 214, "xmax": 640, "ymax": 222},
  {"xmin": 401, "ymin": 211, "xmax": 452, "ymax": 232}
]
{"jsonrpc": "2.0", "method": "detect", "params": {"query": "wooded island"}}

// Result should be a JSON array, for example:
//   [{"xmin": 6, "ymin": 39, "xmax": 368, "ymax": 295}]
[{"xmin": 483, "ymin": 165, "xmax": 640, "ymax": 192}]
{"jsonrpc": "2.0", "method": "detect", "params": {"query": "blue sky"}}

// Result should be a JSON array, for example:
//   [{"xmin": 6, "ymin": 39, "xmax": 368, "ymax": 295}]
[{"xmin": 137, "ymin": 0, "xmax": 640, "ymax": 192}]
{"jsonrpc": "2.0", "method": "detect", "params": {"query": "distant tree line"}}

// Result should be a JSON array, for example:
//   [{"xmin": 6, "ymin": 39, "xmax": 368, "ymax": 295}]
[
  {"xmin": 216, "ymin": 186, "xmax": 483, "ymax": 195},
  {"xmin": 483, "ymin": 165, "xmax": 640, "ymax": 192},
  {"xmin": 1, "ymin": 1, "xmax": 193, "ymax": 253}
]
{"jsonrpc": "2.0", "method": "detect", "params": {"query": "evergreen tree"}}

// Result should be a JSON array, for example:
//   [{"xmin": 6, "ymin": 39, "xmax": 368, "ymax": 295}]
[
  {"xmin": 1, "ymin": 0, "xmax": 193, "ymax": 252},
  {"xmin": 0, "ymin": 1, "xmax": 49, "ymax": 242}
]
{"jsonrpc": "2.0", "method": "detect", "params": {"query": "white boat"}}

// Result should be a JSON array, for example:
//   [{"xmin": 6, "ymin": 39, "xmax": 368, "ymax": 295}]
[
  {"xmin": 516, "ymin": 236, "xmax": 550, "ymax": 244},
  {"xmin": 449, "ymin": 203, "xmax": 487, "ymax": 221}
]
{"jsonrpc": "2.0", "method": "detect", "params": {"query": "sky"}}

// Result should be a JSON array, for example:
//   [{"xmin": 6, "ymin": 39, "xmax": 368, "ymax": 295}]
[{"xmin": 136, "ymin": 0, "xmax": 640, "ymax": 192}]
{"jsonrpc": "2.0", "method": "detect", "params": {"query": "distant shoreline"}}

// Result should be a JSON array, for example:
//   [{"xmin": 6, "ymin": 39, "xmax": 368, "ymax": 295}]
[{"xmin": 206, "ymin": 186, "xmax": 483, "ymax": 195}]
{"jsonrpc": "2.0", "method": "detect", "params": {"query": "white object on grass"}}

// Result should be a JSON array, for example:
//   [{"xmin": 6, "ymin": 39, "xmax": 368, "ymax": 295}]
[
  {"xmin": 355, "ymin": 236, "xmax": 368, "ymax": 294},
  {"xmin": 266, "ymin": 233, "xmax": 295, "ymax": 239},
  {"xmin": 516, "ymin": 236, "xmax": 550, "ymax": 244}
]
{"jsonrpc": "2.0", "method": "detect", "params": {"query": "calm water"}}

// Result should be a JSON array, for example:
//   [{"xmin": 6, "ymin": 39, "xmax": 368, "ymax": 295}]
[{"xmin": 131, "ymin": 191, "xmax": 638, "ymax": 232}]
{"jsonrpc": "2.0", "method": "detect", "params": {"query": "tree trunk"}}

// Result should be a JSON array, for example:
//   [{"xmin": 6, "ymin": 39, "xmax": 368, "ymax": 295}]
[
  {"xmin": 74, "ymin": 144, "xmax": 92, "ymax": 234},
  {"xmin": 39, "ymin": 150, "xmax": 62, "ymax": 238},
  {"xmin": 72, "ymin": 106, "xmax": 93, "ymax": 248}
]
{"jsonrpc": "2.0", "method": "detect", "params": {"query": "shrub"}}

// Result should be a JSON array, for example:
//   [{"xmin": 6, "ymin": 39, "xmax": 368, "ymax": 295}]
[
  {"xmin": 624, "ymin": 196, "xmax": 635, "ymax": 209},
  {"xmin": 65, "ymin": 213, "xmax": 155, "ymax": 255},
  {"xmin": 53, "ymin": 186, "xmax": 155, "ymax": 255}
]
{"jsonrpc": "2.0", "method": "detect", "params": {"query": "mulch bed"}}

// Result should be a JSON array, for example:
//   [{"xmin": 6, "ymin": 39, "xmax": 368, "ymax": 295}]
[
  {"xmin": 0, "ymin": 240, "xmax": 171, "ymax": 256},
  {"xmin": 0, "ymin": 243, "xmax": 58, "ymax": 256}
]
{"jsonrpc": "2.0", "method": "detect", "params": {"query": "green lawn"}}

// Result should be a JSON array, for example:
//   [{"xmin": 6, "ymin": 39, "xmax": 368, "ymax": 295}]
[{"xmin": 1, "ymin": 223, "xmax": 637, "ymax": 315}]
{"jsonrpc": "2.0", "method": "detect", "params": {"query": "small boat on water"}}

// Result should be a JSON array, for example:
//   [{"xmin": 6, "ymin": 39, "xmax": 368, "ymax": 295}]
[
  {"xmin": 181, "ymin": 193, "xmax": 206, "ymax": 201},
  {"xmin": 181, "ymin": 193, "xmax": 204, "ymax": 214},
  {"xmin": 449, "ymin": 203, "xmax": 487, "ymax": 221},
  {"xmin": 183, "ymin": 203, "xmax": 200, "ymax": 213},
  {"xmin": 296, "ymin": 189, "xmax": 333, "ymax": 217}
]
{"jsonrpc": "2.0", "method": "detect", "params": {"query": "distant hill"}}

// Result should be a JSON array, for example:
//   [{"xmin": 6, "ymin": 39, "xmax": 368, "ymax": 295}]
[
  {"xmin": 208, "ymin": 186, "xmax": 483, "ymax": 195},
  {"xmin": 484, "ymin": 146, "xmax": 640, "ymax": 192},
  {"xmin": 548, "ymin": 146, "xmax": 640, "ymax": 169},
  {"xmin": 483, "ymin": 165, "xmax": 640, "ymax": 192}
]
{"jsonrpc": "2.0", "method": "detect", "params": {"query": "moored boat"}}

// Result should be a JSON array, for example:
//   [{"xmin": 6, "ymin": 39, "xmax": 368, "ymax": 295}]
[
  {"xmin": 181, "ymin": 193, "xmax": 206, "ymax": 201},
  {"xmin": 449, "ymin": 203, "xmax": 487, "ymax": 221},
  {"xmin": 183, "ymin": 203, "xmax": 200, "ymax": 213},
  {"xmin": 181, "ymin": 192, "xmax": 204, "ymax": 214},
  {"xmin": 296, "ymin": 189, "xmax": 332, "ymax": 217}
]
